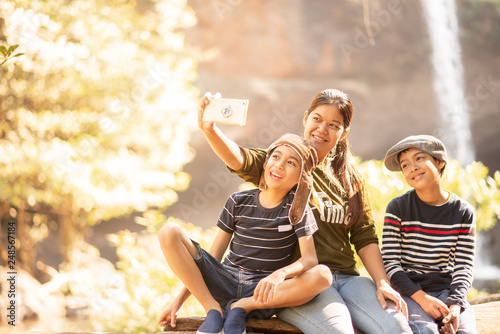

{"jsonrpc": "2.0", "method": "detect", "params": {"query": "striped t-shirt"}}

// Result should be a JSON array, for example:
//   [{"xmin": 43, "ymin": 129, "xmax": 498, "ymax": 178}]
[
  {"xmin": 381, "ymin": 189, "xmax": 476, "ymax": 308},
  {"xmin": 217, "ymin": 188, "xmax": 318, "ymax": 273}
]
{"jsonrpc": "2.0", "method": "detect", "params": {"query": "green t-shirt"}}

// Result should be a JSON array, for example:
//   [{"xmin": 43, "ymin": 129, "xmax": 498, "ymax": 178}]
[{"xmin": 228, "ymin": 147, "xmax": 378, "ymax": 275}]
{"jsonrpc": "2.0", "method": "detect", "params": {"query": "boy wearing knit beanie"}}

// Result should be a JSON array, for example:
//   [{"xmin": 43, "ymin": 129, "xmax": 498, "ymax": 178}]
[{"xmin": 158, "ymin": 133, "xmax": 332, "ymax": 334}]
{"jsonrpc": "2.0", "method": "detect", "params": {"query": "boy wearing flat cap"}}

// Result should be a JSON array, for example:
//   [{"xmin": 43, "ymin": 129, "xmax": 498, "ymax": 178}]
[
  {"xmin": 157, "ymin": 133, "xmax": 332, "ymax": 334},
  {"xmin": 381, "ymin": 135, "xmax": 477, "ymax": 334}
]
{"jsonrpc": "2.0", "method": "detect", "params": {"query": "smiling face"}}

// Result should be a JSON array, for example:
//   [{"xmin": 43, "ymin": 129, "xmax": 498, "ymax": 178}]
[
  {"xmin": 303, "ymin": 104, "xmax": 348, "ymax": 161},
  {"xmin": 263, "ymin": 145, "xmax": 302, "ymax": 193},
  {"xmin": 399, "ymin": 148, "xmax": 445, "ymax": 190}
]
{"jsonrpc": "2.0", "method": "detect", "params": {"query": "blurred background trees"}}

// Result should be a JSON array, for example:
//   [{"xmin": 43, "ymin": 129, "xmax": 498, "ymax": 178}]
[{"xmin": 0, "ymin": 0, "xmax": 199, "ymax": 274}]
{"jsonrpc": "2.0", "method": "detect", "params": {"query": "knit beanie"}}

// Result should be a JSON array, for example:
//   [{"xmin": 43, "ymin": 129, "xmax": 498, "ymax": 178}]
[{"xmin": 259, "ymin": 133, "xmax": 318, "ymax": 225}]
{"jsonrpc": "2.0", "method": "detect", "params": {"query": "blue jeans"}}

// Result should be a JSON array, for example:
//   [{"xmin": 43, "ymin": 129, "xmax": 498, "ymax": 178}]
[
  {"xmin": 277, "ymin": 271, "xmax": 411, "ymax": 334},
  {"xmin": 404, "ymin": 290, "xmax": 477, "ymax": 334}
]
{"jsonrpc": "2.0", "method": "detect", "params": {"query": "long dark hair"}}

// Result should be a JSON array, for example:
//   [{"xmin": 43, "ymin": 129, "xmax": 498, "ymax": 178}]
[{"xmin": 307, "ymin": 89, "xmax": 365, "ymax": 229}]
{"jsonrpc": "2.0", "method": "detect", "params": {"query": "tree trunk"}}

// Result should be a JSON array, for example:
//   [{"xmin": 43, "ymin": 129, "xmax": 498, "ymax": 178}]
[
  {"xmin": 59, "ymin": 197, "xmax": 77, "ymax": 264},
  {"xmin": 17, "ymin": 202, "xmax": 34, "ymax": 275},
  {"xmin": 0, "ymin": 201, "xmax": 11, "ymax": 265}
]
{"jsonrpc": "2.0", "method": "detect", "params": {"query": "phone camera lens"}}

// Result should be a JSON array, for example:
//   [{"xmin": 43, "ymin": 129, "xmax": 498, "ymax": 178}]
[{"xmin": 221, "ymin": 105, "xmax": 232, "ymax": 118}]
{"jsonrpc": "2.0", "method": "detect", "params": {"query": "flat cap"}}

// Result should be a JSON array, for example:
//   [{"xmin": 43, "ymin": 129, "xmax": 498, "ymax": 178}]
[{"xmin": 384, "ymin": 134, "xmax": 447, "ymax": 171}]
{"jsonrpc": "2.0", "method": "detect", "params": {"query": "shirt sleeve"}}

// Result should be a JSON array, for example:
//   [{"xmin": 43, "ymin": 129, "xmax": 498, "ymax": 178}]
[
  {"xmin": 382, "ymin": 198, "xmax": 422, "ymax": 297},
  {"xmin": 227, "ymin": 146, "xmax": 267, "ymax": 186},
  {"xmin": 447, "ymin": 200, "xmax": 476, "ymax": 308}
]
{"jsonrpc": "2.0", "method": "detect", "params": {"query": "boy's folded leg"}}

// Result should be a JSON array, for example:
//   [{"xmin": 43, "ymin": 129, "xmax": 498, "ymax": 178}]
[
  {"xmin": 197, "ymin": 309, "xmax": 224, "ymax": 334},
  {"xmin": 223, "ymin": 299, "xmax": 247, "ymax": 334}
]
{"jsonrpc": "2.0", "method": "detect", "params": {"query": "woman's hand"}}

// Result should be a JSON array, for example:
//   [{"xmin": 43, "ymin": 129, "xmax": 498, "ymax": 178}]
[
  {"xmin": 376, "ymin": 279, "xmax": 409, "ymax": 320},
  {"xmin": 198, "ymin": 92, "xmax": 221, "ymax": 132},
  {"xmin": 357, "ymin": 244, "xmax": 408, "ymax": 319},
  {"xmin": 253, "ymin": 270, "xmax": 286, "ymax": 305}
]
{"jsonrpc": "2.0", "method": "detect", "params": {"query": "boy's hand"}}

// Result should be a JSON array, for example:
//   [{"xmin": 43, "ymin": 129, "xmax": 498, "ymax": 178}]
[
  {"xmin": 158, "ymin": 302, "xmax": 182, "ymax": 329},
  {"xmin": 253, "ymin": 270, "xmax": 286, "ymax": 304},
  {"xmin": 412, "ymin": 291, "xmax": 450, "ymax": 320},
  {"xmin": 440, "ymin": 304, "xmax": 460, "ymax": 334},
  {"xmin": 198, "ymin": 92, "xmax": 220, "ymax": 132}
]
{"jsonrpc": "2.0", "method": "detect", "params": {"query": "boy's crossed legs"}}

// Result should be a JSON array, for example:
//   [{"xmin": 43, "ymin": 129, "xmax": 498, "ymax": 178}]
[{"xmin": 158, "ymin": 222, "xmax": 332, "ymax": 334}]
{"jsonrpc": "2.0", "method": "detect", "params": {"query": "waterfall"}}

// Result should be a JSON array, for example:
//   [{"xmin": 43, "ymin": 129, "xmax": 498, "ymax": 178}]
[
  {"xmin": 420, "ymin": 0, "xmax": 475, "ymax": 164},
  {"xmin": 421, "ymin": 0, "xmax": 500, "ymax": 293}
]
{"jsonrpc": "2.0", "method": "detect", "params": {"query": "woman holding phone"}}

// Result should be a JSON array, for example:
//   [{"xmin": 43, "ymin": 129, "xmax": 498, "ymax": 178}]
[{"xmin": 198, "ymin": 89, "xmax": 411, "ymax": 334}]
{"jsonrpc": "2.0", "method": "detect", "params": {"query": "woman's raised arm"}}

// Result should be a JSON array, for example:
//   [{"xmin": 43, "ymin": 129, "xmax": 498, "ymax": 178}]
[{"xmin": 198, "ymin": 92, "xmax": 245, "ymax": 171}]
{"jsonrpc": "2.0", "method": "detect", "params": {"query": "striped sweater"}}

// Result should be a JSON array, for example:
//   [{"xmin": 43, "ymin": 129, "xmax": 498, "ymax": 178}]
[
  {"xmin": 217, "ymin": 188, "xmax": 318, "ymax": 273},
  {"xmin": 381, "ymin": 189, "xmax": 475, "ymax": 308}
]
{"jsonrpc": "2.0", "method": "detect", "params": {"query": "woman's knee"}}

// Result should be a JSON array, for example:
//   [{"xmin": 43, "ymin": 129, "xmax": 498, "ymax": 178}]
[
  {"xmin": 278, "ymin": 302, "xmax": 354, "ymax": 334},
  {"xmin": 380, "ymin": 306, "xmax": 413, "ymax": 334}
]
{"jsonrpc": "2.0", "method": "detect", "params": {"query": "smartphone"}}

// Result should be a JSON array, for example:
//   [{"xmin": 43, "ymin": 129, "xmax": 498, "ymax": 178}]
[{"xmin": 202, "ymin": 98, "xmax": 249, "ymax": 126}]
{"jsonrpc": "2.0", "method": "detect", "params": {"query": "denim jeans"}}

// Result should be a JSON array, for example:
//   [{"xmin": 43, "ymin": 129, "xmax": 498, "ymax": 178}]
[
  {"xmin": 404, "ymin": 290, "xmax": 477, "ymax": 334},
  {"xmin": 192, "ymin": 240, "xmax": 279, "ymax": 319},
  {"xmin": 277, "ymin": 271, "xmax": 412, "ymax": 334}
]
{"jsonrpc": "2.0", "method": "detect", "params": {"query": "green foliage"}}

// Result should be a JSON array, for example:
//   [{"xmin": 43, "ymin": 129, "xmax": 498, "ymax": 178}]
[
  {"xmin": 467, "ymin": 285, "xmax": 492, "ymax": 300},
  {"xmin": 43, "ymin": 218, "xmax": 211, "ymax": 333},
  {"xmin": 466, "ymin": 0, "xmax": 500, "ymax": 4},
  {"xmin": 83, "ymin": 214, "xmax": 213, "ymax": 332},
  {"xmin": 0, "ymin": 43, "xmax": 24, "ymax": 65},
  {"xmin": 0, "ymin": 0, "xmax": 200, "ymax": 264},
  {"xmin": 1, "ymin": 0, "xmax": 199, "ymax": 223},
  {"xmin": 358, "ymin": 158, "xmax": 500, "ymax": 235},
  {"xmin": 461, "ymin": 0, "xmax": 500, "ymax": 38}
]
